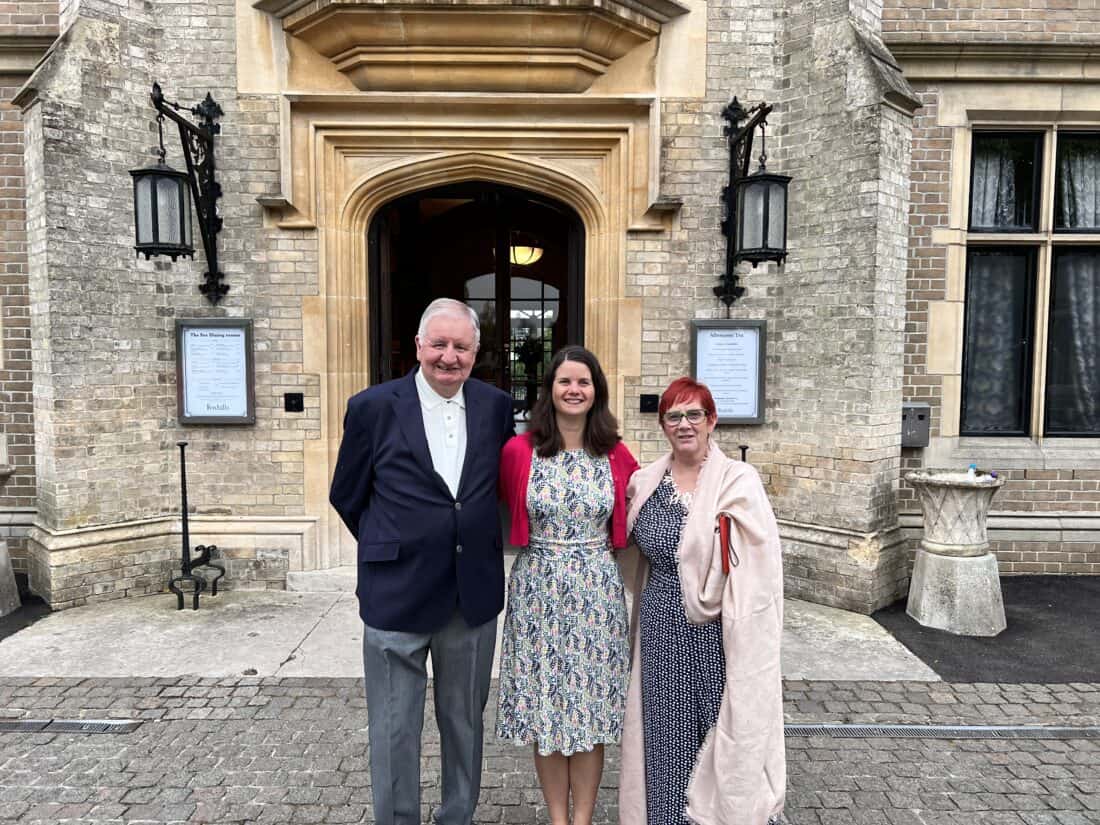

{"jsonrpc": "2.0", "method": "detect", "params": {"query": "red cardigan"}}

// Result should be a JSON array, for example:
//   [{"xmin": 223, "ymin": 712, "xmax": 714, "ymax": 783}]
[{"xmin": 499, "ymin": 432, "xmax": 639, "ymax": 549}]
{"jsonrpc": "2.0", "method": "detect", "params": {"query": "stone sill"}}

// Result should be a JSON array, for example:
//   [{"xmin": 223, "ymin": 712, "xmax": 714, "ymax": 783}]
[
  {"xmin": 922, "ymin": 436, "xmax": 1100, "ymax": 471},
  {"xmin": 0, "ymin": 34, "xmax": 55, "ymax": 75},
  {"xmin": 887, "ymin": 40, "xmax": 1100, "ymax": 84},
  {"xmin": 899, "ymin": 510, "xmax": 1100, "ymax": 543},
  {"xmin": 0, "ymin": 507, "xmax": 35, "ymax": 534}
]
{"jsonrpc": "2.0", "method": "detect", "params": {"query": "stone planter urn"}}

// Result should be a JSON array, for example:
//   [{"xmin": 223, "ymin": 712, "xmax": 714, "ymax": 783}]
[
  {"xmin": 0, "ymin": 462, "xmax": 20, "ymax": 618},
  {"xmin": 904, "ymin": 468, "xmax": 1006, "ymax": 636}
]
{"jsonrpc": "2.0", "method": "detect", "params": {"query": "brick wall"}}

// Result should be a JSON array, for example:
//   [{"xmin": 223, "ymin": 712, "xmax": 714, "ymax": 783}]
[
  {"xmin": 22, "ymin": 0, "xmax": 319, "ymax": 531},
  {"xmin": 771, "ymin": 0, "xmax": 910, "ymax": 536},
  {"xmin": 620, "ymin": 0, "xmax": 783, "ymax": 470},
  {"xmin": 899, "ymin": 85, "xmax": 947, "ymax": 513},
  {"xmin": 884, "ymin": 0, "xmax": 1100, "ymax": 41},
  {"xmin": 996, "ymin": 538, "xmax": 1100, "ymax": 575},
  {"xmin": 629, "ymin": 0, "xmax": 913, "ymax": 533},
  {"xmin": 0, "ymin": 0, "xmax": 58, "ymax": 569},
  {"xmin": 620, "ymin": 0, "xmax": 918, "ymax": 612},
  {"xmin": 0, "ymin": 74, "xmax": 35, "ymax": 569},
  {"xmin": 18, "ymin": 0, "xmax": 321, "ymax": 605},
  {"xmin": 0, "ymin": 2, "xmax": 58, "ymax": 36}
]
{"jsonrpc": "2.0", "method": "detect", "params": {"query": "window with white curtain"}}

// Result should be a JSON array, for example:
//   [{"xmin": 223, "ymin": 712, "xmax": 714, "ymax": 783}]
[
  {"xmin": 969, "ymin": 133, "xmax": 1040, "ymax": 232},
  {"xmin": 962, "ymin": 130, "xmax": 1100, "ymax": 437}
]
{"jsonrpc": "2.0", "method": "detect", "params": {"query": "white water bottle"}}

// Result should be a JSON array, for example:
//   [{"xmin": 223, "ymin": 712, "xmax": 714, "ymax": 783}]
[{"xmin": 967, "ymin": 463, "xmax": 977, "ymax": 479}]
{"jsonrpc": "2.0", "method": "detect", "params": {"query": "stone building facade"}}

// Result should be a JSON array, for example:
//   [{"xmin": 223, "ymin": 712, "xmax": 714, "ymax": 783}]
[{"xmin": 0, "ymin": 0, "xmax": 1095, "ymax": 613}]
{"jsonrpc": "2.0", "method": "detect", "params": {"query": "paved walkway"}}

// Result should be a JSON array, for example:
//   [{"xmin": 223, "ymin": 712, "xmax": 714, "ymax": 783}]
[
  {"xmin": 0, "ymin": 678, "xmax": 1097, "ymax": 824},
  {"xmin": 0, "ymin": 589, "xmax": 1097, "ymax": 824},
  {"xmin": 0, "ymin": 591, "xmax": 938, "ymax": 682}
]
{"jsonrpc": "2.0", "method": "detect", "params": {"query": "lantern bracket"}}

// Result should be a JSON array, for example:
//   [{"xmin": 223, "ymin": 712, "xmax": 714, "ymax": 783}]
[
  {"xmin": 716, "ymin": 97, "xmax": 772, "ymax": 313},
  {"xmin": 149, "ymin": 83, "xmax": 227, "ymax": 304}
]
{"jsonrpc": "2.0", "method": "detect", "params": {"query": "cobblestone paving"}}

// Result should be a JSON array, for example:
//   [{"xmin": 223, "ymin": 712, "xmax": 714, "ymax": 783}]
[{"xmin": 0, "ymin": 679, "xmax": 1097, "ymax": 824}]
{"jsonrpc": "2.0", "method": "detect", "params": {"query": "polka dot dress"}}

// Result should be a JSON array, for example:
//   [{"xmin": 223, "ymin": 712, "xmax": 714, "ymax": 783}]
[{"xmin": 633, "ymin": 472, "xmax": 726, "ymax": 825}]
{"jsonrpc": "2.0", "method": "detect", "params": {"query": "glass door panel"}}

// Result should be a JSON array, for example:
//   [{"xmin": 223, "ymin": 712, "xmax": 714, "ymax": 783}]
[
  {"xmin": 510, "ymin": 276, "xmax": 560, "ymax": 418},
  {"xmin": 464, "ymin": 272, "xmax": 499, "ymax": 386}
]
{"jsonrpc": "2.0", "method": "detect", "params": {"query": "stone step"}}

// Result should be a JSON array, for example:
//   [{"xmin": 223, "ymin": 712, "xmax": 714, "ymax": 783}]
[
  {"xmin": 286, "ymin": 566, "xmax": 357, "ymax": 593},
  {"xmin": 287, "ymin": 551, "xmax": 524, "ymax": 594}
]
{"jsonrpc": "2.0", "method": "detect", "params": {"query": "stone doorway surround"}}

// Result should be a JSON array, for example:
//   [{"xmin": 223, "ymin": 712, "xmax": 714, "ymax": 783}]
[
  {"xmin": 262, "ymin": 94, "xmax": 673, "ymax": 569},
  {"xmin": 247, "ymin": 0, "xmax": 692, "ymax": 571}
]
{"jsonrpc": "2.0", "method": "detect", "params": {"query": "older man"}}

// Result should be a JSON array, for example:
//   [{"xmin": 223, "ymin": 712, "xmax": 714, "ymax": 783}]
[{"xmin": 330, "ymin": 298, "xmax": 515, "ymax": 825}]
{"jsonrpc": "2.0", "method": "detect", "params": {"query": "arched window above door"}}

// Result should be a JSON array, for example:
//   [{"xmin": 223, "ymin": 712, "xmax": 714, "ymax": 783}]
[{"xmin": 252, "ymin": 0, "xmax": 688, "ymax": 93}]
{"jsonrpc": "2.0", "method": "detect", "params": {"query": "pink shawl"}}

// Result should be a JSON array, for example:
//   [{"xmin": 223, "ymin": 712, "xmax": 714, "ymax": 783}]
[{"xmin": 617, "ymin": 441, "xmax": 786, "ymax": 825}]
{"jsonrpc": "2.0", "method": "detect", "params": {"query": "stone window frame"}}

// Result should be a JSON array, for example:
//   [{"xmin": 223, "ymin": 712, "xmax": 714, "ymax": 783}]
[
  {"xmin": 920, "ymin": 78, "xmax": 1100, "ymax": 471},
  {"xmin": 960, "ymin": 125, "xmax": 1100, "ymax": 439}
]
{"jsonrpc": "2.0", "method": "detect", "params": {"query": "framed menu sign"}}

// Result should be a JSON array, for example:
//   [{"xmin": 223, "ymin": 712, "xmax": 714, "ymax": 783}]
[
  {"xmin": 176, "ymin": 319, "xmax": 256, "ymax": 425},
  {"xmin": 690, "ymin": 320, "xmax": 766, "ymax": 425}
]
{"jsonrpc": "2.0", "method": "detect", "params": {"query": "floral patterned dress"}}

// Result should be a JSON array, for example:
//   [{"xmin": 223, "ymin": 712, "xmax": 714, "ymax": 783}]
[{"xmin": 496, "ymin": 448, "xmax": 630, "ymax": 756}]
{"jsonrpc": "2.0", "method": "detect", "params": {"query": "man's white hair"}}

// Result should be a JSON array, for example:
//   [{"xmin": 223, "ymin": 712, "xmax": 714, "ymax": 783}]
[{"xmin": 417, "ymin": 298, "xmax": 481, "ymax": 347}]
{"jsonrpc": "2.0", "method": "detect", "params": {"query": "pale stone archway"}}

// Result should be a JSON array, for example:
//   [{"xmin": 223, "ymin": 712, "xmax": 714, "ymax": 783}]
[
  {"xmin": 282, "ymin": 99, "xmax": 663, "ymax": 569},
  {"xmin": 312, "ymin": 154, "xmax": 618, "ymax": 569},
  {"xmin": 333, "ymin": 151, "xmax": 610, "ymax": 416}
]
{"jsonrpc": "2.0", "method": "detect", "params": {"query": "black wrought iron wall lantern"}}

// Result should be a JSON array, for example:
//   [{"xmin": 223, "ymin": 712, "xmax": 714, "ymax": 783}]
[
  {"xmin": 129, "ymin": 82, "xmax": 227, "ymax": 304},
  {"xmin": 716, "ymin": 97, "xmax": 792, "ymax": 312}
]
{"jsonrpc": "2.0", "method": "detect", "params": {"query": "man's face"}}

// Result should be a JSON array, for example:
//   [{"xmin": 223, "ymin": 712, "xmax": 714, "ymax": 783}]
[{"xmin": 415, "ymin": 314, "xmax": 478, "ymax": 398}]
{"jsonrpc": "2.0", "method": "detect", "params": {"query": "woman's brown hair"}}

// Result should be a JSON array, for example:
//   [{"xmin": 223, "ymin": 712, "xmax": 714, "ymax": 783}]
[{"xmin": 528, "ymin": 345, "xmax": 620, "ymax": 458}]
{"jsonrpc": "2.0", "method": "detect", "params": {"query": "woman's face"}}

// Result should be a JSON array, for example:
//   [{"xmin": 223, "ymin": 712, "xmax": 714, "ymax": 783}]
[
  {"xmin": 661, "ymin": 396, "xmax": 716, "ymax": 460},
  {"xmin": 551, "ymin": 359, "xmax": 595, "ymax": 420}
]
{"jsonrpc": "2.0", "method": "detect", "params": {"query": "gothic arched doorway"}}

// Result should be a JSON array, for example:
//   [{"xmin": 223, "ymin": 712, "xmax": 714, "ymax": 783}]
[{"xmin": 368, "ymin": 181, "xmax": 585, "ymax": 421}]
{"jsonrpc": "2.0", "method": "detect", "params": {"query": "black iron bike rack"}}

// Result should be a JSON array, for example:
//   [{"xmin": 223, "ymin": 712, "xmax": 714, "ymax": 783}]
[{"xmin": 168, "ymin": 442, "xmax": 225, "ymax": 610}]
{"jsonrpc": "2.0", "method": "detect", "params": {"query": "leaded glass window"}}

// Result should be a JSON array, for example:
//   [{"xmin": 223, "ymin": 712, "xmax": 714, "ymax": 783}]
[
  {"xmin": 1055, "ymin": 133, "xmax": 1100, "ymax": 231},
  {"xmin": 961, "ymin": 129, "xmax": 1100, "ymax": 437},
  {"xmin": 960, "ymin": 249, "xmax": 1035, "ymax": 435},
  {"xmin": 969, "ymin": 133, "xmax": 1042, "ymax": 231},
  {"xmin": 1045, "ymin": 248, "xmax": 1100, "ymax": 435}
]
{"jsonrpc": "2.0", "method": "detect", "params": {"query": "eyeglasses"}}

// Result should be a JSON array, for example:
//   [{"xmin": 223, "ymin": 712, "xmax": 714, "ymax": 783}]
[{"xmin": 662, "ymin": 409, "xmax": 708, "ymax": 426}]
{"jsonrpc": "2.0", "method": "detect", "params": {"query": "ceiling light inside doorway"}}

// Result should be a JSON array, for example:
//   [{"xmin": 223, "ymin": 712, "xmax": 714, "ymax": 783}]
[{"xmin": 509, "ymin": 232, "xmax": 544, "ymax": 266}]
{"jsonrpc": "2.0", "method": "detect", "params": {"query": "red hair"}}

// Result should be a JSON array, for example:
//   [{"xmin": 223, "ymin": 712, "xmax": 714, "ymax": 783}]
[{"xmin": 658, "ymin": 377, "xmax": 717, "ymax": 421}]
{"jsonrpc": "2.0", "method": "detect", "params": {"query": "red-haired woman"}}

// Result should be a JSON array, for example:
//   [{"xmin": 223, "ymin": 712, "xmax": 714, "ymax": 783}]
[
  {"xmin": 497, "ymin": 346, "xmax": 639, "ymax": 825},
  {"xmin": 617, "ymin": 377, "xmax": 786, "ymax": 825}
]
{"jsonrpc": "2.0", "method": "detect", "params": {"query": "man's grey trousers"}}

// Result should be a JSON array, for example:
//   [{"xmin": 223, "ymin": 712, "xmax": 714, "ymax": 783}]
[{"xmin": 362, "ymin": 612, "xmax": 498, "ymax": 825}]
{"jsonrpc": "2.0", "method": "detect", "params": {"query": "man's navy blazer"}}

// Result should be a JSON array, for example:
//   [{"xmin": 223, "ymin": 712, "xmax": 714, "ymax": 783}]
[{"xmin": 329, "ymin": 370, "xmax": 516, "ymax": 633}]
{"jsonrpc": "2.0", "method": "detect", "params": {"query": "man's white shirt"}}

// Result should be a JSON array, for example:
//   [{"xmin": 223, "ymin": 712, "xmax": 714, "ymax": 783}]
[{"xmin": 414, "ymin": 369, "xmax": 467, "ymax": 499}]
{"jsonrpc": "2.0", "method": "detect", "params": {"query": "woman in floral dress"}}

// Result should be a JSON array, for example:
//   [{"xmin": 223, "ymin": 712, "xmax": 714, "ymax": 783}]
[{"xmin": 498, "ymin": 345, "xmax": 639, "ymax": 825}]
